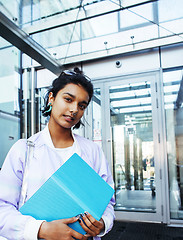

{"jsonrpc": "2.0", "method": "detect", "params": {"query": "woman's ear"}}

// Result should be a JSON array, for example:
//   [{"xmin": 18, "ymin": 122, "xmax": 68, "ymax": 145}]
[{"xmin": 48, "ymin": 92, "xmax": 54, "ymax": 103}]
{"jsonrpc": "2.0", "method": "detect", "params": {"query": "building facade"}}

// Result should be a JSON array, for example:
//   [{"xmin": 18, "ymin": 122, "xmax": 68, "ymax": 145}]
[{"xmin": 0, "ymin": 0, "xmax": 183, "ymax": 226}]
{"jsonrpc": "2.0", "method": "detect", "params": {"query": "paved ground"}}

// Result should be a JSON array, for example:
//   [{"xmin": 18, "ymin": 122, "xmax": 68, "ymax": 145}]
[{"xmin": 102, "ymin": 221, "xmax": 183, "ymax": 240}]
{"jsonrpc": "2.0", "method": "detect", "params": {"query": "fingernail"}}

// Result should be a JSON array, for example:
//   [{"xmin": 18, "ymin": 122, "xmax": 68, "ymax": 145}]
[{"xmin": 84, "ymin": 211, "xmax": 88, "ymax": 215}]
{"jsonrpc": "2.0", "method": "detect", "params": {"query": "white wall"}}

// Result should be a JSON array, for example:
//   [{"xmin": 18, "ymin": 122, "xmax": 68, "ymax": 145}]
[
  {"xmin": 83, "ymin": 50, "xmax": 160, "ymax": 80},
  {"xmin": 36, "ymin": 44, "xmax": 183, "ymax": 86},
  {"xmin": 161, "ymin": 45, "xmax": 183, "ymax": 69},
  {"xmin": 37, "ymin": 69, "xmax": 57, "ymax": 88}
]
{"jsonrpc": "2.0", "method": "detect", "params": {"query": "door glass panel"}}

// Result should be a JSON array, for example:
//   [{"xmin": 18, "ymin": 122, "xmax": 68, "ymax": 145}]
[
  {"xmin": 0, "ymin": 40, "xmax": 20, "ymax": 169},
  {"xmin": 92, "ymin": 88, "xmax": 102, "ymax": 148},
  {"xmin": 111, "ymin": 81, "xmax": 156, "ymax": 212},
  {"xmin": 38, "ymin": 87, "xmax": 49, "ymax": 131},
  {"xmin": 163, "ymin": 69, "xmax": 183, "ymax": 219}
]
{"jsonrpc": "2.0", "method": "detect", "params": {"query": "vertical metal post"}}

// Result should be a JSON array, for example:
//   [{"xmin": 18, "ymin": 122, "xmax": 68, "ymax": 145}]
[
  {"xmin": 31, "ymin": 67, "xmax": 35, "ymax": 136},
  {"xmin": 24, "ymin": 68, "xmax": 29, "ymax": 139}
]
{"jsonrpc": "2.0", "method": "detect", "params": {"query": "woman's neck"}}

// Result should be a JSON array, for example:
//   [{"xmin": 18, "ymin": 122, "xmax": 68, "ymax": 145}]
[{"xmin": 48, "ymin": 122, "xmax": 74, "ymax": 148}]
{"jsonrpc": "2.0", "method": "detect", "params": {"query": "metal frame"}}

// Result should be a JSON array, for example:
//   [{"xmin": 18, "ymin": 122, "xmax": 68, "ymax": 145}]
[
  {"xmin": 24, "ymin": 0, "xmax": 157, "ymax": 35},
  {"xmin": 0, "ymin": 12, "xmax": 62, "ymax": 75},
  {"xmin": 156, "ymin": 68, "xmax": 170, "ymax": 224},
  {"xmin": 118, "ymin": 0, "xmax": 157, "ymax": 31},
  {"xmin": 160, "ymin": 67, "xmax": 183, "ymax": 226},
  {"xmin": 31, "ymin": 67, "xmax": 35, "ymax": 136},
  {"xmin": 59, "ymin": 35, "xmax": 183, "ymax": 65},
  {"xmin": 23, "ymin": 69, "xmax": 29, "ymax": 139},
  {"xmin": 90, "ymin": 70, "xmax": 168, "ymax": 223},
  {"xmin": 20, "ymin": 0, "xmax": 183, "ymax": 66}
]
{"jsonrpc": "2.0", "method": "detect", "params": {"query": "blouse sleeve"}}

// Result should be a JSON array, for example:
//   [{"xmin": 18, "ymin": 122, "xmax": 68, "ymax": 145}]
[
  {"xmin": 93, "ymin": 146, "xmax": 116, "ymax": 236},
  {"xmin": 0, "ymin": 140, "xmax": 42, "ymax": 240}
]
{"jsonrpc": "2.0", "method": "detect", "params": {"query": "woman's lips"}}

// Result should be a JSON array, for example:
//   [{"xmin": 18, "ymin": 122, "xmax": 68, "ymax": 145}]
[{"xmin": 63, "ymin": 115, "xmax": 75, "ymax": 122}]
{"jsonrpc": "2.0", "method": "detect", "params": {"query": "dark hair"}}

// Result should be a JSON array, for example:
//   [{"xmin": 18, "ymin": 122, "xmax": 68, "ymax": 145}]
[{"xmin": 42, "ymin": 67, "xmax": 93, "ymax": 129}]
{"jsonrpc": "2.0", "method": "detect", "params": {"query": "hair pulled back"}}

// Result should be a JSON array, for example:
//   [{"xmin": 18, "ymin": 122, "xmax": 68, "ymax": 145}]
[{"xmin": 42, "ymin": 67, "xmax": 93, "ymax": 129}]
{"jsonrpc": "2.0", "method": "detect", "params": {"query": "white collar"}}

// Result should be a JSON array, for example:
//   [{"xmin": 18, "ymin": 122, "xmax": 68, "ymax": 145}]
[{"xmin": 43, "ymin": 125, "xmax": 81, "ymax": 155}]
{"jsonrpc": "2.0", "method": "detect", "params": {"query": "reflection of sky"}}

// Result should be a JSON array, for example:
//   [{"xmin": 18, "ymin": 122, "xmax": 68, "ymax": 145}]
[
  {"xmin": 163, "ymin": 70, "xmax": 183, "ymax": 108},
  {"xmin": 119, "ymin": 106, "xmax": 152, "ymax": 114},
  {"xmin": 93, "ymin": 70, "xmax": 183, "ymax": 115},
  {"xmin": 110, "ymin": 81, "xmax": 151, "ymax": 113},
  {"xmin": 111, "ymin": 98, "xmax": 151, "ymax": 108},
  {"xmin": 163, "ymin": 85, "xmax": 180, "ymax": 94},
  {"xmin": 108, "ymin": 70, "xmax": 183, "ymax": 113},
  {"xmin": 163, "ymin": 70, "xmax": 182, "ymax": 83},
  {"xmin": 110, "ymin": 88, "xmax": 151, "ymax": 98},
  {"xmin": 2, "ymin": 0, "xmax": 183, "ymax": 59}
]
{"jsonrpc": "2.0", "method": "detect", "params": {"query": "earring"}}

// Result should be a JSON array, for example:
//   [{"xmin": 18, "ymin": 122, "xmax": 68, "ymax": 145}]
[{"xmin": 45, "ymin": 102, "xmax": 52, "ymax": 113}]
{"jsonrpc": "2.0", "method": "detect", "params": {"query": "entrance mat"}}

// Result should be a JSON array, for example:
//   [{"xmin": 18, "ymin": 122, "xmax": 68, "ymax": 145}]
[{"xmin": 102, "ymin": 221, "xmax": 183, "ymax": 240}]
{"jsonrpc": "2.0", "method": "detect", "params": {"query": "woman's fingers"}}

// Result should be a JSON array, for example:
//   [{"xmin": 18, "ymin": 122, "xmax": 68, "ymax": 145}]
[
  {"xmin": 39, "ymin": 218, "xmax": 88, "ymax": 240},
  {"xmin": 78, "ymin": 217, "xmax": 95, "ymax": 236},
  {"xmin": 84, "ymin": 212, "xmax": 104, "ymax": 229},
  {"xmin": 62, "ymin": 216, "xmax": 79, "ymax": 224},
  {"xmin": 79, "ymin": 212, "xmax": 104, "ymax": 236}
]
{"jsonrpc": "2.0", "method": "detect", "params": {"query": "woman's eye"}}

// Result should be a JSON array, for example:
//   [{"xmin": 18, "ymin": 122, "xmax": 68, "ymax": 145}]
[
  {"xmin": 79, "ymin": 104, "xmax": 86, "ymax": 110},
  {"xmin": 65, "ymin": 97, "xmax": 72, "ymax": 102}
]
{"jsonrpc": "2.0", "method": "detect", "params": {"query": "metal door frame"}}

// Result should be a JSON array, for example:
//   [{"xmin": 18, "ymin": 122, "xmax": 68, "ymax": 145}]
[{"xmin": 89, "ymin": 70, "xmax": 169, "ymax": 223}]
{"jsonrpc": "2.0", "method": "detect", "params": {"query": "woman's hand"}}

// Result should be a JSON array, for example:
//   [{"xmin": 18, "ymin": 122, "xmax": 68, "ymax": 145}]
[
  {"xmin": 38, "ymin": 217, "xmax": 88, "ymax": 240},
  {"xmin": 79, "ymin": 212, "xmax": 105, "ymax": 238}
]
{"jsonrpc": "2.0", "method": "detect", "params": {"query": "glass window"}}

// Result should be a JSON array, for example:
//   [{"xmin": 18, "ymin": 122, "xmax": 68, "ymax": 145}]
[
  {"xmin": 0, "ymin": 38, "xmax": 21, "ymax": 168},
  {"xmin": 158, "ymin": 0, "xmax": 183, "ymax": 38},
  {"xmin": 37, "ymin": 87, "xmax": 49, "ymax": 131},
  {"xmin": 92, "ymin": 88, "xmax": 102, "ymax": 148},
  {"xmin": 33, "ymin": 22, "xmax": 81, "ymax": 49},
  {"xmin": 111, "ymin": 81, "xmax": 156, "ymax": 212},
  {"xmin": 0, "ymin": 0, "xmax": 19, "ymax": 25},
  {"xmin": 22, "ymin": 0, "xmax": 80, "ymax": 26},
  {"xmin": 163, "ymin": 68, "xmax": 183, "ymax": 219},
  {"xmin": 158, "ymin": 0, "xmax": 183, "ymax": 22},
  {"xmin": 84, "ymin": 12, "xmax": 118, "ymax": 37},
  {"xmin": 119, "ymin": 2, "xmax": 154, "ymax": 29}
]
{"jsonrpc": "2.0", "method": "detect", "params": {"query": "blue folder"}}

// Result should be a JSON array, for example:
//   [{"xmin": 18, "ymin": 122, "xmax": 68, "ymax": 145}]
[{"xmin": 19, "ymin": 153, "xmax": 114, "ymax": 236}]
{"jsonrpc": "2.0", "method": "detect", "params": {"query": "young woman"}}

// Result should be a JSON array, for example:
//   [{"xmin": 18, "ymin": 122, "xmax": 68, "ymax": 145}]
[{"xmin": 0, "ymin": 68, "xmax": 115, "ymax": 240}]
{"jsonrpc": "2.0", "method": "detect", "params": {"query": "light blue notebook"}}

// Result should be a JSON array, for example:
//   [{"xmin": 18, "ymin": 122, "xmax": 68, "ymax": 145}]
[{"xmin": 19, "ymin": 153, "xmax": 114, "ymax": 236}]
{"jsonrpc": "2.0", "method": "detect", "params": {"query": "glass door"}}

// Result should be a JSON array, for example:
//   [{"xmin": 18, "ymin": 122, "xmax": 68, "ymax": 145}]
[
  {"xmin": 163, "ymin": 68, "xmax": 183, "ymax": 222},
  {"xmin": 107, "ymin": 72, "xmax": 163, "ymax": 222},
  {"xmin": 91, "ymin": 71, "xmax": 164, "ymax": 222}
]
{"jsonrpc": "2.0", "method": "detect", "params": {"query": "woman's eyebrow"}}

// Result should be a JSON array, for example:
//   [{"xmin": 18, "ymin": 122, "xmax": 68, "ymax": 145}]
[
  {"xmin": 63, "ymin": 92, "xmax": 75, "ymax": 98},
  {"xmin": 63, "ymin": 92, "xmax": 89, "ymax": 105}
]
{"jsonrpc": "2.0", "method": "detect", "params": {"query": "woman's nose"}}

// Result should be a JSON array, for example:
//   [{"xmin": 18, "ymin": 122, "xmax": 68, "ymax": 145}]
[{"xmin": 70, "ymin": 103, "xmax": 78, "ymax": 115}]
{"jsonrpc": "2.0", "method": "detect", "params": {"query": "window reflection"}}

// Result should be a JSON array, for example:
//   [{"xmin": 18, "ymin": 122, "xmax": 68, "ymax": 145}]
[
  {"xmin": 92, "ymin": 88, "xmax": 102, "ymax": 148},
  {"xmin": 111, "ymin": 81, "xmax": 156, "ymax": 212},
  {"xmin": 0, "ymin": 40, "xmax": 20, "ymax": 168},
  {"xmin": 1, "ymin": 0, "xmax": 183, "ymax": 60},
  {"xmin": 119, "ymin": 3, "xmax": 154, "ymax": 29},
  {"xmin": 163, "ymin": 68, "xmax": 183, "ymax": 219}
]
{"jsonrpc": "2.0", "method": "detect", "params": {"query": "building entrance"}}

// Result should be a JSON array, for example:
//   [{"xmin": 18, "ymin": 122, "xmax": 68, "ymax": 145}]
[{"xmin": 91, "ymin": 71, "xmax": 165, "ymax": 223}]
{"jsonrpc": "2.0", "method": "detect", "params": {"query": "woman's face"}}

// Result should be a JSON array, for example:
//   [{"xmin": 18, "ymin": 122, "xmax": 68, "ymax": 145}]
[{"xmin": 49, "ymin": 83, "xmax": 89, "ymax": 130}]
